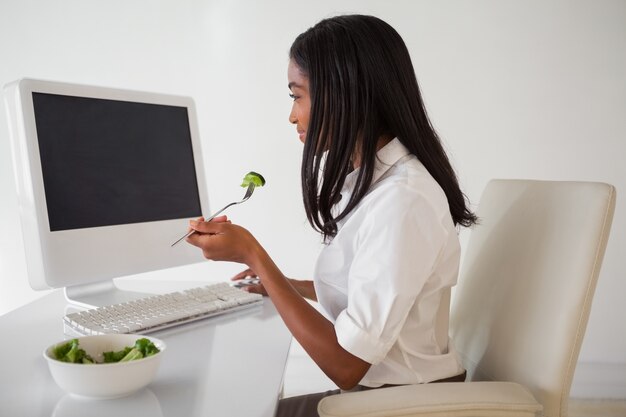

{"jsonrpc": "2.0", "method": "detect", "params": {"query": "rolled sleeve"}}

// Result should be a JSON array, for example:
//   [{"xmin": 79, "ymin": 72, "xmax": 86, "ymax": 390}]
[{"xmin": 335, "ymin": 309, "xmax": 394, "ymax": 364}]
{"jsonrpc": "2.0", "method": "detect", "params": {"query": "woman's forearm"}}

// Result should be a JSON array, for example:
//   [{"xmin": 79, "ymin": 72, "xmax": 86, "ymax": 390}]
[{"xmin": 246, "ymin": 245, "xmax": 370, "ymax": 390}]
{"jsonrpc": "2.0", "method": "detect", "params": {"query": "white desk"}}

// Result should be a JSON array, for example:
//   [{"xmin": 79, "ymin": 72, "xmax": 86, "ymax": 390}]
[{"xmin": 0, "ymin": 280, "xmax": 292, "ymax": 417}]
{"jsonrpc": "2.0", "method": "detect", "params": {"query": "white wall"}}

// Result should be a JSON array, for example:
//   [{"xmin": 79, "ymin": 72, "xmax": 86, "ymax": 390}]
[{"xmin": 1, "ymin": 0, "xmax": 624, "ymax": 398}]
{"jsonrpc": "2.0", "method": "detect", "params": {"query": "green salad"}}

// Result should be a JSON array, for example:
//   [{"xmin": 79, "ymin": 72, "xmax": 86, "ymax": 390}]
[
  {"xmin": 241, "ymin": 171, "xmax": 266, "ymax": 188},
  {"xmin": 53, "ymin": 338, "xmax": 160, "ymax": 364}
]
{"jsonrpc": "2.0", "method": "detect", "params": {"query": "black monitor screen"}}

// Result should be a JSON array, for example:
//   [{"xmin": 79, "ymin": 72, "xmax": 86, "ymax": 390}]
[{"xmin": 32, "ymin": 92, "xmax": 202, "ymax": 231}]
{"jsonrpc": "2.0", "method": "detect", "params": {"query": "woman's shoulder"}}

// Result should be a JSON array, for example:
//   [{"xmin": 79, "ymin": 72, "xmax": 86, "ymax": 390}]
[{"xmin": 369, "ymin": 155, "xmax": 450, "ymax": 213}]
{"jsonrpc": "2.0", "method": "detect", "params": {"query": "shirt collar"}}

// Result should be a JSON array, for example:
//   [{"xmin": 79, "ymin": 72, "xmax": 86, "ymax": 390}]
[{"xmin": 343, "ymin": 137, "xmax": 411, "ymax": 191}]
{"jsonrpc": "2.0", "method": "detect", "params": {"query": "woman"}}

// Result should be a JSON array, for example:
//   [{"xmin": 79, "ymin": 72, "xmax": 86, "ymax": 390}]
[{"xmin": 187, "ymin": 14, "xmax": 477, "ymax": 416}]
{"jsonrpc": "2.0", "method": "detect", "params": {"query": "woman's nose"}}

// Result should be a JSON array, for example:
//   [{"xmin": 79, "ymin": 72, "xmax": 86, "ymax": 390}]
[{"xmin": 289, "ymin": 106, "xmax": 297, "ymax": 124}]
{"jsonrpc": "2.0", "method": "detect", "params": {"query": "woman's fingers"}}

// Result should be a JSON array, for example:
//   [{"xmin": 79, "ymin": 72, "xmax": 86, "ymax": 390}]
[
  {"xmin": 186, "ymin": 215, "xmax": 230, "ymax": 233},
  {"xmin": 231, "ymin": 269, "xmax": 262, "ymax": 294},
  {"xmin": 189, "ymin": 219, "xmax": 224, "ymax": 234},
  {"xmin": 187, "ymin": 216, "xmax": 205, "ymax": 233},
  {"xmin": 241, "ymin": 282, "xmax": 268, "ymax": 296},
  {"xmin": 231, "ymin": 268, "xmax": 257, "ymax": 281},
  {"xmin": 211, "ymin": 215, "xmax": 231, "ymax": 223}
]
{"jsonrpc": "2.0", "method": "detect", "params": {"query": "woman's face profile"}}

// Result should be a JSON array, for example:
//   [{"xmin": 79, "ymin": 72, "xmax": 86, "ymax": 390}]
[{"xmin": 287, "ymin": 59, "xmax": 311, "ymax": 144}]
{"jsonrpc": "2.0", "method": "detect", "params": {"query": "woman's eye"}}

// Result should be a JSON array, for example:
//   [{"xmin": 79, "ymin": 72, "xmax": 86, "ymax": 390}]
[{"xmin": 289, "ymin": 93, "xmax": 298, "ymax": 101}]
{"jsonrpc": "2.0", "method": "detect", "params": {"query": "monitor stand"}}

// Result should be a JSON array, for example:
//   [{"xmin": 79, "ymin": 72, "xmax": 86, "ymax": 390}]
[{"xmin": 64, "ymin": 279, "xmax": 152, "ymax": 309}]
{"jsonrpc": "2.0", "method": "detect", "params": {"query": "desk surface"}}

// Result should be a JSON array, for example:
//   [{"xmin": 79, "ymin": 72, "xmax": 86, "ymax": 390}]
[{"xmin": 0, "ymin": 280, "xmax": 292, "ymax": 417}]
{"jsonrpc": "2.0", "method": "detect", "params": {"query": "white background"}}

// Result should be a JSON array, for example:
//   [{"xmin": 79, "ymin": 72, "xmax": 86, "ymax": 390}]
[{"xmin": 0, "ymin": 0, "xmax": 624, "ymax": 397}]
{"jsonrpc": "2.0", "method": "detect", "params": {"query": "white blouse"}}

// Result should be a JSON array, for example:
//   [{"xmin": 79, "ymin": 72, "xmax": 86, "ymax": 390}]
[{"xmin": 313, "ymin": 138, "xmax": 464, "ymax": 387}]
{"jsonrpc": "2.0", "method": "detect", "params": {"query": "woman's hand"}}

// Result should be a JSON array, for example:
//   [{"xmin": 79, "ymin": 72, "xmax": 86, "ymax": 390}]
[
  {"xmin": 185, "ymin": 217, "xmax": 260, "ymax": 266},
  {"xmin": 231, "ymin": 268, "xmax": 268, "ymax": 296}
]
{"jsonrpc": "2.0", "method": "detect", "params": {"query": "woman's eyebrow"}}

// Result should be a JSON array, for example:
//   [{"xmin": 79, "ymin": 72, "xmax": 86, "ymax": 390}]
[{"xmin": 288, "ymin": 82, "xmax": 303, "ymax": 90}]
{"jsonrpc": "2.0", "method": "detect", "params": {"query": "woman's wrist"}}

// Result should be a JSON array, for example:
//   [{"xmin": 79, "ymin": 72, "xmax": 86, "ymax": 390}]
[{"xmin": 245, "ymin": 240, "xmax": 283, "ymax": 281}]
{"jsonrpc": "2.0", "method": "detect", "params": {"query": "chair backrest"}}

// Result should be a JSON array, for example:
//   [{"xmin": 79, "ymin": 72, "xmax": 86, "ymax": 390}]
[{"xmin": 450, "ymin": 179, "xmax": 615, "ymax": 417}]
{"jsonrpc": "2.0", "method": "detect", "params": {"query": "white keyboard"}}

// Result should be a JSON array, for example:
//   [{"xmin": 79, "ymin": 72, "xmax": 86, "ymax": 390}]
[{"xmin": 63, "ymin": 282, "xmax": 263, "ymax": 335}]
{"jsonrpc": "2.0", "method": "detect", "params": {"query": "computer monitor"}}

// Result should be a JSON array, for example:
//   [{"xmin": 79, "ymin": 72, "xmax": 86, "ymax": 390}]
[{"xmin": 4, "ymin": 78, "xmax": 209, "ymax": 308}]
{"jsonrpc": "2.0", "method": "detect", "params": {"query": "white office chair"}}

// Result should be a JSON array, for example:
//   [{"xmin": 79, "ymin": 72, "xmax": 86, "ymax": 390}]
[{"xmin": 318, "ymin": 179, "xmax": 616, "ymax": 417}]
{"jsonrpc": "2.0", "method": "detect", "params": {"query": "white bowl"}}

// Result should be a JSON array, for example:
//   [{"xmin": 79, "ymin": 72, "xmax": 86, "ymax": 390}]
[{"xmin": 44, "ymin": 334, "xmax": 166, "ymax": 399}]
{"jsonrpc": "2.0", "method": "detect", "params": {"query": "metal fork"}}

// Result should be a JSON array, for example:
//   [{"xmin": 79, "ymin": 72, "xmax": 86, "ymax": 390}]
[{"xmin": 170, "ymin": 183, "xmax": 257, "ymax": 246}]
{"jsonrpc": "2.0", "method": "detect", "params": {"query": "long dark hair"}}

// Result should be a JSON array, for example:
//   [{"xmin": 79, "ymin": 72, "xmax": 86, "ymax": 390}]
[{"xmin": 290, "ymin": 15, "xmax": 477, "ymax": 240}]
